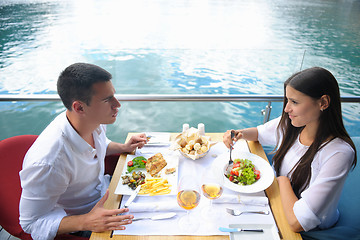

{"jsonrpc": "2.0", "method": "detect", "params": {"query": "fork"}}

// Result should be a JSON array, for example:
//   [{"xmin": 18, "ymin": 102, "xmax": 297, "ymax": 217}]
[
  {"xmin": 226, "ymin": 208, "xmax": 270, "ymax": 216},
  {"xmin": 225, "ymin": 130, "xmax": 235, "ymax": 173}
]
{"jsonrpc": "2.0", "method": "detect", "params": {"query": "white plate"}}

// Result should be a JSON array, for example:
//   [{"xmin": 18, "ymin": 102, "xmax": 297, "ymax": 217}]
[
  {"xmin": 229, "ymin": 224, "xmax": 280, "ymax": 240},
  {"xmin": 217, "ymin": 151, "xmax": 274, "ymax": 193},
  {"xmin": 115, "ymin": 153, "xmax": 179, "ymax": 196}
]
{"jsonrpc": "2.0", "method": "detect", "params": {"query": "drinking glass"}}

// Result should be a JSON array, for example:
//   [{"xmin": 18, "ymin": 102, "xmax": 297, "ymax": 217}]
[
  {"xmin": 201, "ymin": 167, "xmax": 224, "ymax": 219},
  {"xmin": 177, "ymin": 174, "xmax": 201, "ymax": 232}
]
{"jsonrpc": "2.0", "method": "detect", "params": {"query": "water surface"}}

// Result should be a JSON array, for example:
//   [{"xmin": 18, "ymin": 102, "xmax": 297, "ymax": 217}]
[{"xmin": 1, "ymin": 0, "xmax": 359, "ymax": 141}]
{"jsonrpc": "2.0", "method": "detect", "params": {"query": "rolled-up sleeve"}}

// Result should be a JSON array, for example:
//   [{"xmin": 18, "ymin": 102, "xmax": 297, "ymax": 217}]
[
  {"xmin": 19, "ymin": 163, "xmax": 68, "ymax": 240},
  {"xmin": 257, "ymin": 117, "xmax": 281, "ymax": 147},
  {"xmin": 293, "ymin": 148, "xmax": 354, "ymax": 231},
  {"xmin": 293, "ymin": 197, "xmax": 321, "ymax": 231}
]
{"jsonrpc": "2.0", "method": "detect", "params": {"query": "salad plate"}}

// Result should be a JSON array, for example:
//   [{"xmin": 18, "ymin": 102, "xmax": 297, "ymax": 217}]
[
  {"xmin": 216, "ymin": 151, "xmax": 274, "ymax": 193},
  {"xmin": 115, "ymin": 153, "xmax": 179, "ymax": 196}
]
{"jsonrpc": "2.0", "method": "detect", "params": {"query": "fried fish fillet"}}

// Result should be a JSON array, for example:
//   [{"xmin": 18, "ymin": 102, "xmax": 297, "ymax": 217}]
[{"xmin": 146, "ymin": 153, "xmax": 167, "ymax": 177}]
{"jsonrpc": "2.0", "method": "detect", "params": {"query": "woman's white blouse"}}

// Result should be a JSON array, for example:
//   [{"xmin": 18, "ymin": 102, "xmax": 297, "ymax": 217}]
[{"xmin": 257, "ymin": 117, "xmax": 355, "ymax": 231}]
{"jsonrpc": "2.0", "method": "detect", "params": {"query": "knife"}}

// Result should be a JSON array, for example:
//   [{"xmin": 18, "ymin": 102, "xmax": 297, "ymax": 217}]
[
  {"xmin": 124, "ymin": 185, "xmax": 141, "ymax": 208},
  {"xmin": 132, "ymin": 212, "xmax": 177, "ymax": 221},
  {"xmin": 219, "ymin": 227, "xmax": 264, "ymax": 233}
]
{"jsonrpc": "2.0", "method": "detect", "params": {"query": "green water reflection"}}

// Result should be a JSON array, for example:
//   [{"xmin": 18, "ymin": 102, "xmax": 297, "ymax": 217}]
[{"xmin": 0, "ymin": 0, "xmax": 359, "ymax": 141}]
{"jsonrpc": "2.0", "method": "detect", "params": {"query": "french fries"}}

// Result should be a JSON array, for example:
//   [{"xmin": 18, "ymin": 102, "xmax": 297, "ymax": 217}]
[{"xmin": 139, "ymin": 178, "xmax": 172, "ymax": 196}]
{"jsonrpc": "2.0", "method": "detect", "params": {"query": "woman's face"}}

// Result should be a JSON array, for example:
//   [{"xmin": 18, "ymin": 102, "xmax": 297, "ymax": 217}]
[{"xmin": 284, "ymin": 85, "xmax": 322, "ymax": 128}]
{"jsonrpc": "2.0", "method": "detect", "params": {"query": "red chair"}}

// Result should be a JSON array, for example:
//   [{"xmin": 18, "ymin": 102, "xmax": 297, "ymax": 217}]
[
  {"xmin": 104, "ymin": 153, "xmax": 120, "ymax": 175},
  {"xmin": 0, "ymin": 135, "xmax": 88, "ymax": 240}
]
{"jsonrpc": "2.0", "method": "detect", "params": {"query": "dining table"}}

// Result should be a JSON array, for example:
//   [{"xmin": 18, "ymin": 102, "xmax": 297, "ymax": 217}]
[{"xmin": 90, "ymin": 132, "xmax": 302, "ymax": 240}]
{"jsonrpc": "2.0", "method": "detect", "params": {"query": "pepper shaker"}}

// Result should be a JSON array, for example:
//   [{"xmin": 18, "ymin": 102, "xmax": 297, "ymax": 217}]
[
  {"xmin": 198, "ymin": 123, "xmax": 205, "ymax": 136},
  {"xmin": 182, "ymin": 123, "xmax": 189, "ymax": 133}
]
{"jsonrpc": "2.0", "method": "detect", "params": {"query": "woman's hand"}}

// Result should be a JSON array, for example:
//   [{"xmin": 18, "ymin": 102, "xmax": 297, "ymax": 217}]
[
  {"xmin": 223, "ymin": 128, "xmax": 259, "ymax": 148},
  {"xmin": 223, "ymin": 129, "xmax": 242, "ymax": 149}
]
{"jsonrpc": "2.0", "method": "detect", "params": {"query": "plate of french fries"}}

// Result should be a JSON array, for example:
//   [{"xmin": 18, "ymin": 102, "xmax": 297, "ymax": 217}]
[{"xmin": 114, "ymin": 153, "xmax": 179, "ymax": 196}]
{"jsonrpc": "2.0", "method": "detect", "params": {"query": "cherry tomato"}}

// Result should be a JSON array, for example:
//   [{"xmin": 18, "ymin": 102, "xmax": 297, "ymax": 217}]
[
  {"xmin": 233, "ymin": 162, "xmax": 240, "ymax": 168},
  {"xmin": 254, "ymin": 170, "xmax": 260, "ymax": 180},
  {"xmin": 127, "ymin": 160, "xmax": 134, "ymax": 167},
  {"xmin": 229, "ymin": 176, "xmax": 234, "ymax": 181},
  {"xmin": 231, "ymin": 169, "xmax": 239, "ymax": 176}
]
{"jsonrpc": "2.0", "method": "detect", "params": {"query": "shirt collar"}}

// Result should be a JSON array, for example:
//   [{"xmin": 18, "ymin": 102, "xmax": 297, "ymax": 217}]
[{"xmin": 59, "ymin": 111, "xmax": 103, "ymax": 155}]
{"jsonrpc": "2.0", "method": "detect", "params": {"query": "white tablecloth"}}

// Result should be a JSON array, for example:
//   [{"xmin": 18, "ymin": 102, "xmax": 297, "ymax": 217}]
[{"xmin": 114, "ymin": 139, "xmax": 277, "ymax": 236}]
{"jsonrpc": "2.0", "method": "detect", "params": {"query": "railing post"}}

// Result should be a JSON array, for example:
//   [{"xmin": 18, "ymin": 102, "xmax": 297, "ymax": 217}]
[{"xmin": 262, "ymin": 101, "xmax": 272, "ymax": 124}]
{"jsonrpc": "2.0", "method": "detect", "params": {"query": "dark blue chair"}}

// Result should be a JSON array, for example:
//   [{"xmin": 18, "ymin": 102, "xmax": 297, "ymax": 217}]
[{"xmin": 301, "ymin": 137, "xmax": 360, "ymax": 240}]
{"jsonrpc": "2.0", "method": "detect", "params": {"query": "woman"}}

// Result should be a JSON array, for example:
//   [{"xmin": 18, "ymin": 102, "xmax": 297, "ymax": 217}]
[{"xmin": 223, "ymin": 67, "xmax": 357, "ymax": 232}]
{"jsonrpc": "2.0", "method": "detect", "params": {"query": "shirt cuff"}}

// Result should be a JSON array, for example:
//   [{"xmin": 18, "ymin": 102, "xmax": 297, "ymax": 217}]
[
  {"xmin": 29, "ymin": 207, "xmax": 67, "ymax": 240},
  {"xmin": 256, "ymin": 125, "xmax": 267, "ymax": 146},
  {"xmin": 293, "ymin": 198, "xmax": 321, "ymax": 231}
]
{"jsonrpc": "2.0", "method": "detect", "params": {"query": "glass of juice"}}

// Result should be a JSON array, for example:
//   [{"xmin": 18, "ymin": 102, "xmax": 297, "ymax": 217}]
[
  {"xmin": 201, "ymin": 167, "xmax": 224, "ymax": 219},
  {"xmin": 177, "ymin": 174, "xmax": 201, "ymax": 232}
]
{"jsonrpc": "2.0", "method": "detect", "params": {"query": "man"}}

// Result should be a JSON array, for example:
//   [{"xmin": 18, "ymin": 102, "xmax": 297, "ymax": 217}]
[{"xmin": 19, "ymin": 63, "xmax": 147, "ymax": 239}]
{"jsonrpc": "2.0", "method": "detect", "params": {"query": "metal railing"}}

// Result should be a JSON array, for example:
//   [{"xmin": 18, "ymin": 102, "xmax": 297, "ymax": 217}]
[{"xmin": 1, "ymin": 94, "xmax": 359, "ymax": 123}]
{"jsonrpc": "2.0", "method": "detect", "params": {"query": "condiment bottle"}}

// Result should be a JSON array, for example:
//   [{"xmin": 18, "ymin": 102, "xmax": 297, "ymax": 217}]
[
  {"xmin": 182, "ymin": 123, "xmax": 189, "ymax": 133},
  {"xmin": 198, "ymin": 123, "xmax": 205, "ymax": 136}
]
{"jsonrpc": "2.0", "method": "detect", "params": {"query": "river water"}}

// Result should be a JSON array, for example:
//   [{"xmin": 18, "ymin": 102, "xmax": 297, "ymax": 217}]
[{"xmin": 1, "ymin": 0, "xmax": 359, "ymax": 142}]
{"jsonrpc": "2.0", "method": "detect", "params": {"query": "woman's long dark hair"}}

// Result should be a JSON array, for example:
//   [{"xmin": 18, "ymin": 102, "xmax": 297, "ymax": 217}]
[{"xmin": 272, "ymin": 67, "xmax": 357, "ymax": 197}]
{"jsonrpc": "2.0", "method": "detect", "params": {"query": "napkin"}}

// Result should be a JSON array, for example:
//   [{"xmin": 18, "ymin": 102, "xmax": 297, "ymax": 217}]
[
  {"xmin": 213, "ymin": 194, "xmax": 269, "ymax": 206},
  {"xmin": 143, "ymin": 132, "xmax": 171, "ymax": 147},
  {"xmin": 128, "ymin": 201, "xmax": 185, "ymax": 213}
]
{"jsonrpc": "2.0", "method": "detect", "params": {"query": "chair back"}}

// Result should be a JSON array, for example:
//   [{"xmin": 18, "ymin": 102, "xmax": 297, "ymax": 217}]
[
  {"xmin": 0, "ymin": 135, "xmax": 37, "ymax": 240},
  {"xmin": 0, "ymin": 135, "xmax": 89, "ymax": 240}
]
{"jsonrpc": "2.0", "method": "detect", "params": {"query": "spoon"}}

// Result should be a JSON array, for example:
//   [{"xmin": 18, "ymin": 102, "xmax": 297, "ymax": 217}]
[{"xmin": 132, "ymin": 212, "xmax": 177, "ymax": 221}]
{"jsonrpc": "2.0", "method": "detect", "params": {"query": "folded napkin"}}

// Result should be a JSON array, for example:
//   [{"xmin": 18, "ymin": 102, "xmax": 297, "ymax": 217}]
[
  {"xmin": 128, "ymin": 201, "xmax": 185, "ymax": 213},
  {"xmin": 213, "ymin": 194, "xmax": 268, "ymax": 206}
]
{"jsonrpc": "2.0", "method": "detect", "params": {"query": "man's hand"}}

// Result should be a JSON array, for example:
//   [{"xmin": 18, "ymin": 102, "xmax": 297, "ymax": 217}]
[
  {"xmin": 58, "ymin": 190, "xmax": 133, "ymax": 235},
  {"xmin": 83, "ymin": 190, "xmax": 134, "ymax": 232},
  {"xmin": 106, "ymin": 133, "xmax": 147, "ymax": 155},
  {"xmin": 123, "ymin": 133, "xmax": 147, "ymax": 153}
]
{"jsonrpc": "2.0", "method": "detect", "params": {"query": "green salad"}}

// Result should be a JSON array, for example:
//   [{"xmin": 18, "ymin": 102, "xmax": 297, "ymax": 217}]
[
  {"xmin": 127, "ymin": 156, "xmax": 147, "ymax": 172},
  {"xmin": 226, "ymin": 158, "xmax": 260, "ymax": 185}
]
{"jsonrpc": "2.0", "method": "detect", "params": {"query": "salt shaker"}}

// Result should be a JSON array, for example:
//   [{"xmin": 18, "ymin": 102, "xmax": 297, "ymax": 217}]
[
  {"xmin": 198, "ymin": 123, "xmax": 205, "ymax": 136},
  {"xmin": 182, "ymin": 123, "xmax": 189, "ymax": 133}
]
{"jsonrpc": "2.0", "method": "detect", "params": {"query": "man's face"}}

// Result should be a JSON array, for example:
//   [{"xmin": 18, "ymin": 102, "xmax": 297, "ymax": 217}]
[{"xmin": 83, "ymin": 81, "xmax": 121, "ymax": 125}]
